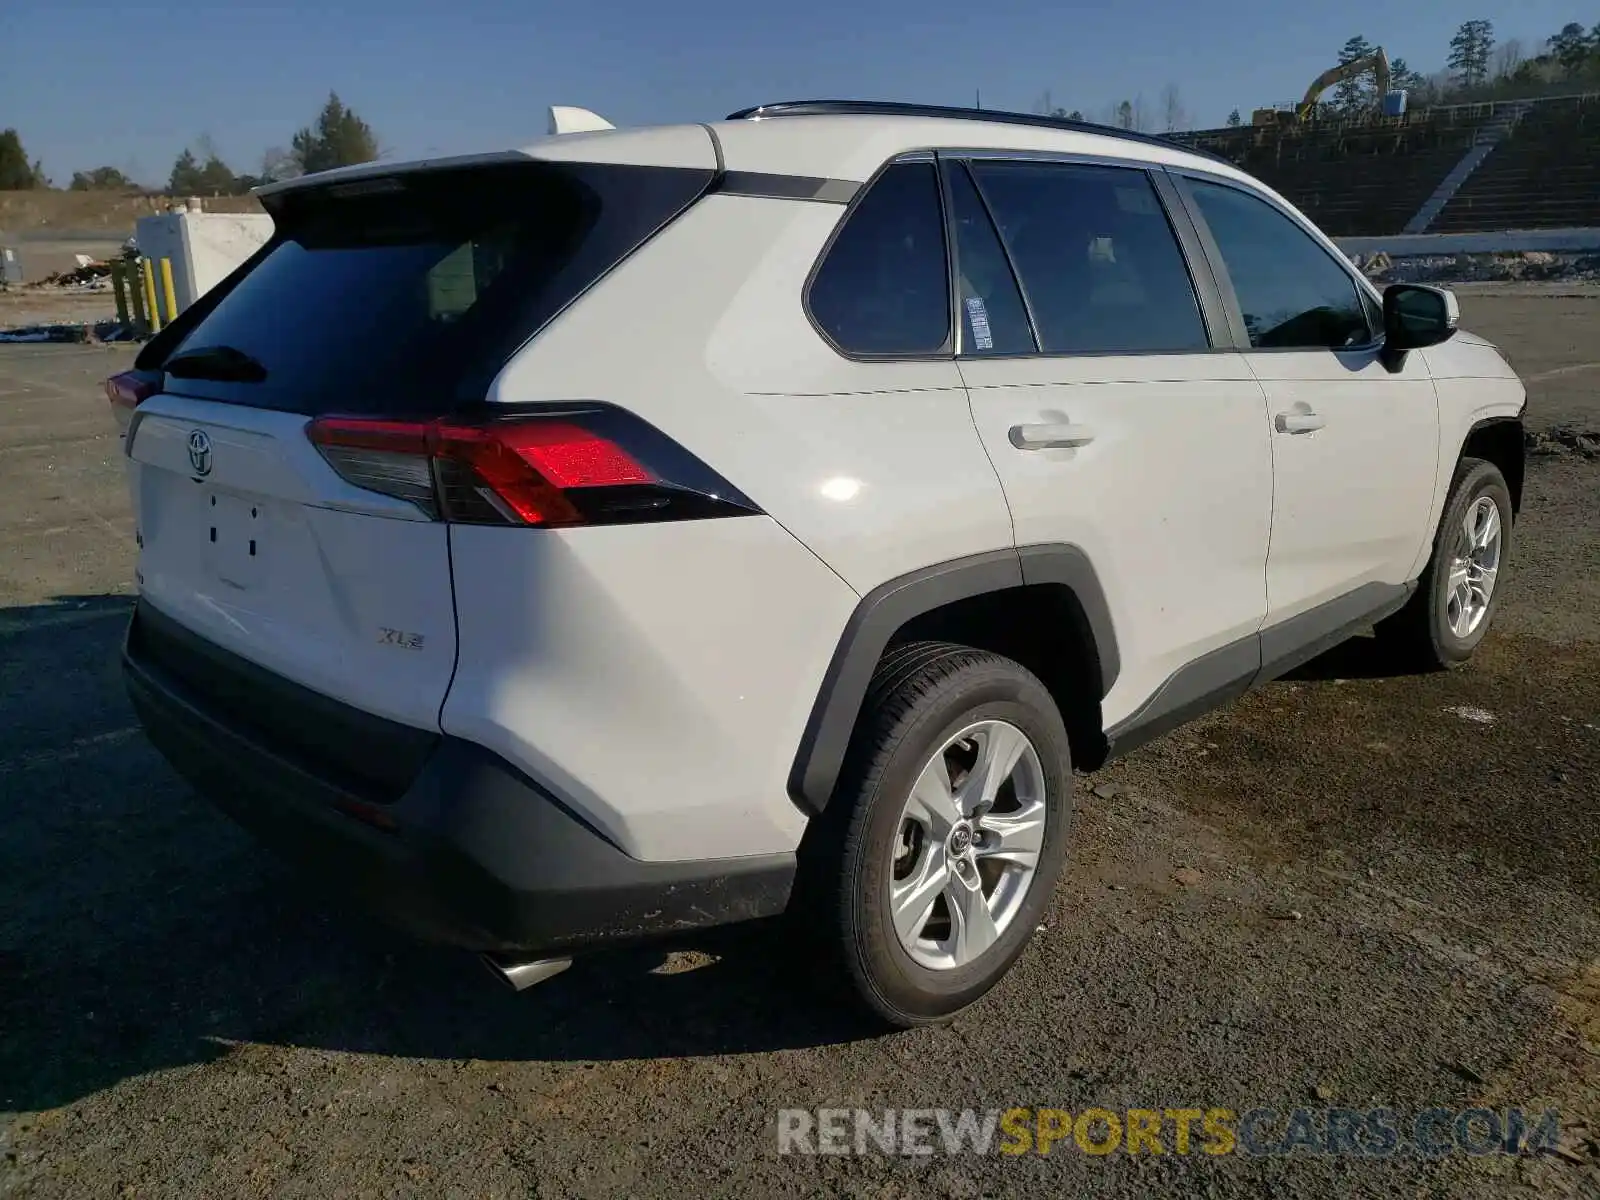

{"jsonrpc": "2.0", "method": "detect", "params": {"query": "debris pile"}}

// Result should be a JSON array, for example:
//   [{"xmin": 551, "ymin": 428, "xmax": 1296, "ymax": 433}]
[
  {"xmin": 0, "ymin": 320, "xmax": 137, "ymax": 344},
  {"xmin": 1366, "ymin": 250, "xmax": 1600, "ymax": 286},
  {"xmin": 0, "ymin": 320, "xmax": 138, "ymax": 344},
  {"xmin": 1525, "ymin": 425, "xmax": 1600, "ymax": 459},
  {"xmin": 1349, "ymin": 251, "xmax": 1392, "ymax": 277},
  {"xmin": 33, "ymin": 260, "xmax": 115, "ymax": 289}
]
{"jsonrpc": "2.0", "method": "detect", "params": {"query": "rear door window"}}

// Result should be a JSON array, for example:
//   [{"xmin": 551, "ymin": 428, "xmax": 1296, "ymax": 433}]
[
  {"xmin": 1186, "ymin": 179, "xmax": 1375, "ymax": 350},
  {"xmin": 146, "ymin": 161, "xmax": 712, "ymax": 414},
  {"xmin": 968, "ymin": 161, "xmax": 1209, "ymax": 355},
  {"xmin": 808, "ymin": 161, "xmax": 951, "ymax": 356}
]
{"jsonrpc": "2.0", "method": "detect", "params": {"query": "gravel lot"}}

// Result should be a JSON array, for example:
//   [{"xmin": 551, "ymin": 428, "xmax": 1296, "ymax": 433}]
[{"xmin": 1, "ymin": 295, "xmax": 1596, "ymax": 1199}]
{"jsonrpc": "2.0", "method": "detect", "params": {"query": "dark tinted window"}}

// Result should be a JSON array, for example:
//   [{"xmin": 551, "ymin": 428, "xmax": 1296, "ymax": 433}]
[
  {"xmin": 969, "ymin": 161, "xmax": 1207, "ymax": 354},
  {"xmin": 808, "ymin": 162, "xmax": 950, "ymax": 356},
  {"xmin": 948, "ymin": 162, "xmax": 1034, "ymax": 356},
  {"xmin": 1188, "ymin": 180, "xmax": 1374, "ymax": 350},
  {"xmin": 150, "ymin": 161, "xmax": 711, "ymax": 414}
]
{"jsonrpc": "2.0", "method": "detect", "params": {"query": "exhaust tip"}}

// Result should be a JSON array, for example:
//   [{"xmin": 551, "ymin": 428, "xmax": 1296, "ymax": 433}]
[{"xmin": 480, "ymin": 953, "xmax": 573, "ymax": 992}]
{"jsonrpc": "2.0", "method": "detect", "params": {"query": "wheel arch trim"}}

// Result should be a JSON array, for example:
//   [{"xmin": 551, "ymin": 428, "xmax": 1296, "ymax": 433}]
[
  {"xmin": 1459, "ymin": 412, "xmax": 1526, "ymax": 513},
  {"xmin": 788, "ymin": 545, "xmax": 1118, "ymax": 813}
]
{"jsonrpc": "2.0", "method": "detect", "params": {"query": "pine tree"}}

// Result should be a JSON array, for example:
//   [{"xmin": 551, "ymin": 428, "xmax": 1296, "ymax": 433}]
[
  {"xmin": 1334, "ymin": 36, "xmax": 1377, "ymax": 115},
  {"xmin": 291, "ymin": 93, "xmax": 379, "ymax": 176},
  {"xmin": 0, "ymin": 129, "xmax": 46, "ymax": 189},
  {"xmin": 70, "ymin": 166, "xmax": 134, "ymax": 191},
  {"xmin": 168, "ymin": 149, "xmax": 201, "ymax": 193},
  {"xmin": 1547, "ymin": 22, "xmax": 1593, "ymax": 77},
  {"xmin": 1448, "ymin": 20, "xmax": 1495, "ymax": 89}
]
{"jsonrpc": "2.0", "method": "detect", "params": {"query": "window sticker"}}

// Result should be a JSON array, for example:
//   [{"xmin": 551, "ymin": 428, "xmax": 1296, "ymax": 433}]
[{"xmin": 965, "ymin": 295, "xmax": 995, "ymax": 350}]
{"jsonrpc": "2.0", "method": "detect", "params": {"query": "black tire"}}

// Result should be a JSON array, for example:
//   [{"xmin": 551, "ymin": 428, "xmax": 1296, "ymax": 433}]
[
  {"xmin": 801, "ymin": 641, "xmax": 1074, "ymax": 1028},
  {"xmin": 1376, "ymin": 457, "xmax": 1513, "ymax": 670}
]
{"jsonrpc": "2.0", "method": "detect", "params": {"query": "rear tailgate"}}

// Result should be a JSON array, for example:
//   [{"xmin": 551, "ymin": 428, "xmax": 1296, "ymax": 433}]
[
  {"xmin": 128, "ymin": 394, "xmax": 457, "ymax": 731},
  {"xmin": 121, "ymin": 143, "xmax": 718, "ymax": 776}
]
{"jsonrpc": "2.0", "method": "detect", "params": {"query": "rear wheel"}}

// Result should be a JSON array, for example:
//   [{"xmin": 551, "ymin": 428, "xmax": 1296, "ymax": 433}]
[
  {"xmin": 805, "ymin": 642, "xmax": 1073, "ymax": 1027},
  {"xmin": 1377, "ymin": 458, "xmax": 1512, "ymax": 669}
]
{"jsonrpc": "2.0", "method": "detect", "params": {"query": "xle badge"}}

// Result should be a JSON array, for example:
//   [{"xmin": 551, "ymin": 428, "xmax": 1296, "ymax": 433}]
[{"xmin": 378, "ymin": 628, "xmax": 426, "ymax": 650}]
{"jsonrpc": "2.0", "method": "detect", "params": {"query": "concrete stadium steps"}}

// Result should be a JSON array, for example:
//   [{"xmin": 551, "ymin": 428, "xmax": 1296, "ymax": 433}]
[
  {"xmin": 1429, "ymin": 95, "xmax": 1600, "ymax": 233},
  {"xmin": 1180, "ymin": 108, "xmax": 1503, "ymax": 236},
  {"xmin": 1403, "ymin": 102, "xmax": 1534, "ymax": 234},
  {"xmin": 1177, "ymin": 95, "xmax": 1600, "ymax": 237}
]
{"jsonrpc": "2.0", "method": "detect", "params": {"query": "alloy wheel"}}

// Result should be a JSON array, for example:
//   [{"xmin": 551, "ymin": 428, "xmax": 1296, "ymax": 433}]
[
  {"xmin": 1445, "ymin": 494, "xmax": 1502, "ymax": 639},
  {"xmin": 888, "ymin": 719, "xmax": 1047, "ymax": 970}
]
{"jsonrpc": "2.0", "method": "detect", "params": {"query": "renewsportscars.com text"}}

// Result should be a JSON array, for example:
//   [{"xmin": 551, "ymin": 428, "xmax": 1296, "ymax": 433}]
[{"xmin": 776, "ymin": 1106, "xmax": 1562, "ymax": 1158}]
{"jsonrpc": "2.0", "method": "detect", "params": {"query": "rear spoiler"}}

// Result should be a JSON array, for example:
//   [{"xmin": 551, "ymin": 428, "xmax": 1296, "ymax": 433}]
[
  {"xmin": 254, "ymin": 150, "xmax": 533, "ymax": 202},
  {"xmin": 255, "ymin": 108, "xmax": 618, "ymax": 202}
]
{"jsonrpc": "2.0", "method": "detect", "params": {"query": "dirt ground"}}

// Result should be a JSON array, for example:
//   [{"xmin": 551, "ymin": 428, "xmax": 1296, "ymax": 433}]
[
  {"xmin": 0, "ymin": 296, "xmax": 1596, "ymax": 1199},
  {"xmin": 0, "ymin": 288, "xmax": 121, "ymax": 332}
]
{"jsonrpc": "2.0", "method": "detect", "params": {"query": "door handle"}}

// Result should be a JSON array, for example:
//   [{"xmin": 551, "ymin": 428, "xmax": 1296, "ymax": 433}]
[
  {"xmin": 1009, "ymin": 422, "xmax": 1097, "ymax": 450},
  {"xmin": 1274, "ymin": 410, "xmax": 1326, "ymax": 434}
]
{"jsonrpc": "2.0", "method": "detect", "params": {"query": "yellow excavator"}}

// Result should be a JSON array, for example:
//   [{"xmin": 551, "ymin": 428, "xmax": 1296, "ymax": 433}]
[{"xmin": 1252, "ymin": 48, "xmax": 1393, "ymax": 126}]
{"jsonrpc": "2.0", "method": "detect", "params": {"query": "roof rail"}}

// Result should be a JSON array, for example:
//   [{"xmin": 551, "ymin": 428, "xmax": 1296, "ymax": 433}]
[{"xmin": 725, "ymin": 100, "xmax": 1230, "ymax": 164}]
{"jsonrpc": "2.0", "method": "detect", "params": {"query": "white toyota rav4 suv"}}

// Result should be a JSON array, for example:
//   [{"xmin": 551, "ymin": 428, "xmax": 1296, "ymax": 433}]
[{"xmin": 111, "ymin": 101, "xmax": 1526, "ymax": 1026}]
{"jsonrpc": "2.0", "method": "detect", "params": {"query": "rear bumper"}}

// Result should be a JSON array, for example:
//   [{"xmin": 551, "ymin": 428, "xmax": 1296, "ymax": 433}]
[{"xmin": 122, "ymin": 601, "xmax": 795, "ymax": 956}]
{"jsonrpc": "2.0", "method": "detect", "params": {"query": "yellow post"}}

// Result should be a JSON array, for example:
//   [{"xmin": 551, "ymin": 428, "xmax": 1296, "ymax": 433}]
[
  {"xmin": 141, "ymin": 258, "xmax": 162, "ymax": 333},
  {"xmin": 111, "ymin": 262, "xmax": 131, "ymax": 327},
  {"xmin": 159, "ymin": 257, "xmax": 179, "ymax": 323},
  {"xmin": 127, "ymin": 262, "xmax": 148, "ymax": 331}
]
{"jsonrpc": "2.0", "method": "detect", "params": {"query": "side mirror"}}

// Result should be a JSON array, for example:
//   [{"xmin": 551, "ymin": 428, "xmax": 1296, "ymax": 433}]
[{"xmin": 1383, "ymin": 283, "xmax": 1459, "ymax": 352}]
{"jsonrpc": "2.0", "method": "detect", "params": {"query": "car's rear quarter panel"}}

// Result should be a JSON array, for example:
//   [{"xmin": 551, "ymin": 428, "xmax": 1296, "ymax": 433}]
[
  {"xmin": 459, "ymin": 186, "xmax": 1017, "ymax": 861},
  {"xmin": 442, "ymin": 516, "xmax": 856, "ymax": 861},
  {"xmin": 490, "ymin": 191, "xmax": 1015, "ymax": 592}
]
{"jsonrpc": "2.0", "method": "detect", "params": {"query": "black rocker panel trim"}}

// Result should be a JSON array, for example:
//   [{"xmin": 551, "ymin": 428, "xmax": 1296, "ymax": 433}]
[{"xmin": 1104, "ymin": 580, "xmax": 1411, "ymax": 760}]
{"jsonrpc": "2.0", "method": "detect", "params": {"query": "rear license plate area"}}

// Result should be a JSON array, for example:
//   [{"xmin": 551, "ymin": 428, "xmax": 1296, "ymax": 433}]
[{"xmin": 202, "ymin": 490, "xmax": 267, "ymax": 590}]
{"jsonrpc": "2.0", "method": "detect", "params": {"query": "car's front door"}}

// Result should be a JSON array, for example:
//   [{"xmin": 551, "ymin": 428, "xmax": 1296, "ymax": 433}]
[
  {"xmin": 1178, "ymin": 175, "xmax": 1441, "ymax": 652},
  {"xmin": 947, "ymin": 155, "xmax": 1275, "ymax": 730}
]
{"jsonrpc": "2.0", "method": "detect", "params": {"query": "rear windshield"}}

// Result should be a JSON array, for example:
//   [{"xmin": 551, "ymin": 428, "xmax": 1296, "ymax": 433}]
[{"xmin": 147, "ymin": 160, "xmax": 711, "ymax": 415}]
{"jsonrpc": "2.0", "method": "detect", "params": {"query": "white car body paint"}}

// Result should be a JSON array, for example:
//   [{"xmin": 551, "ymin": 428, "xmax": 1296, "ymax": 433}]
[{"xmin": 126, "ymin": 108, "xmax": 1531, "ymax": 874}]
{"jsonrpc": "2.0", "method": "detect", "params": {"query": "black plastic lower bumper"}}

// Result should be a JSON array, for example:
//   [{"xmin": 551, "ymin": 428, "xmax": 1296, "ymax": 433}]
[{"xmin": 122, "ymin": 601, "xmax": 796, "ymax": 956}]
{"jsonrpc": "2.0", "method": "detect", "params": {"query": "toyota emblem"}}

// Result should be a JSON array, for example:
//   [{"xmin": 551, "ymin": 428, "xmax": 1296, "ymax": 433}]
[{"xmin": 187, "ymin": 429, "xmax": 213, "ymax": 477}]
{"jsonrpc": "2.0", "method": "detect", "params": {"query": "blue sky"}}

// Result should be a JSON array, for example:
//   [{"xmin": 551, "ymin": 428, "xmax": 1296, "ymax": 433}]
[{"xmin": 2, "ymin": 0, "xmax": 1584, "ymax": 185}]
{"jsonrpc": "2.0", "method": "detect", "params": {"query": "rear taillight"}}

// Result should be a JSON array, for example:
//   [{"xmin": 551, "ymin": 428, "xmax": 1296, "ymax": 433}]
[
  {"xmin": 105, "ymin": 370, "xmax": 161, "ymax": 413},
  {"xmin": 306, "ymin": 406, "xmax": 760, "ymax": 528}
]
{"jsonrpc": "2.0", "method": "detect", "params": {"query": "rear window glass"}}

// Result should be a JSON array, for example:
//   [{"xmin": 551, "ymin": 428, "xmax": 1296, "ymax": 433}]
[
  {"xmin": 807, "ymin": 161, "xmax": 951, "ymax": 357},
  {"xmin": 969, "ymin": 161, "xmax": 1208, "ymax": 355},
  {"xmin": 151, "ymin": 161, "xmax": 711, "ymax": 414}
]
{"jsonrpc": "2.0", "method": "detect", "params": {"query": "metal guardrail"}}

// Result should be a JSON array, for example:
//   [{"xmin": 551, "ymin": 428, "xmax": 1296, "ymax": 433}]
[{"xmin": 1182, "ymin": 92, "xmax": 1600, "ymax": 140}]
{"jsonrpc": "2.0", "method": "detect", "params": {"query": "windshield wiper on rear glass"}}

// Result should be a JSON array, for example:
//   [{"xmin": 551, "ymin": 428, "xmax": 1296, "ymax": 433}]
[{"xmin": 162, "ymin": 344, "xmax": 268, "ymax": 383}]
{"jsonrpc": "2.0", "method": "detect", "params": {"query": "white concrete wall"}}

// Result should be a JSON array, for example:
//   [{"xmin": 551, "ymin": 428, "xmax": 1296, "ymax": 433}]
[
  {"xmin": 187, "ymin": 213, "xmax": 273, "ymax": 306},
  {"xmin": 134, "ymin": 214, "xmax": 188, "ymax": 305},
  {"xmin": 1336, "ymin": 228, "xmax": 1600, "ymax": 257},
  {"xmin": 134, "ymin": 211, "xmax": 274, "ymax": 311}
]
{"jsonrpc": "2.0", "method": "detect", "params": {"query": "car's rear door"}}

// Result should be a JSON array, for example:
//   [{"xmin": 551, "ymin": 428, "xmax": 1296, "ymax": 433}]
[{"xmin": 947, "ymin": 155, "xmax": 1275, "ymax": 731}]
